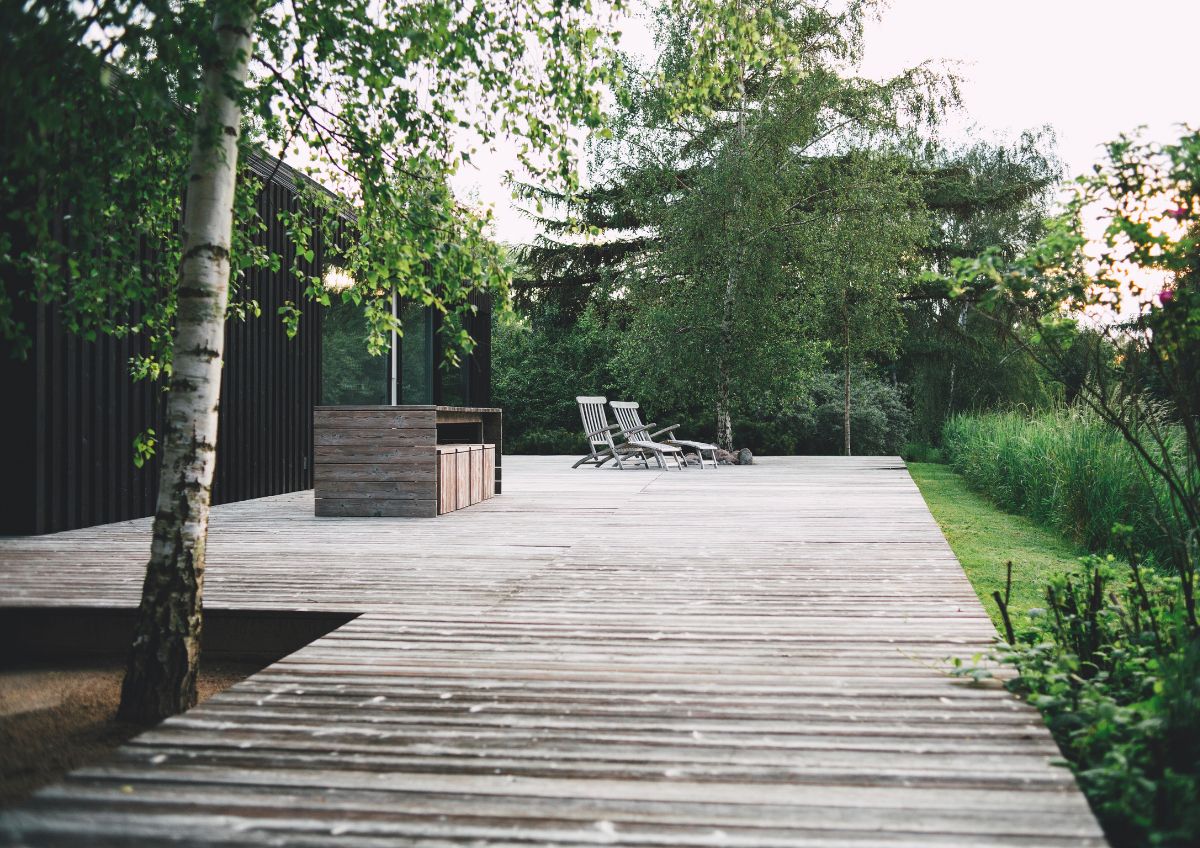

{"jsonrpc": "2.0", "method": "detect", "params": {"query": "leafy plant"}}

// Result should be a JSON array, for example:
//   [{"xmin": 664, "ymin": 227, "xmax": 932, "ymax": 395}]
[
  {"xmin": 992, "ymin": 550, "xmax": 1200, "ymax": 846},
  {"xmin": 942, "ymin": 128, "xmax": 1200, "ymax": 583},
  {"xmin": 938, "ymin": 128, "xmax": 1200, "ymax": 846},
  {"xmin": 132, "ymin": 429, "xmax": 157, "ymax": 470}
]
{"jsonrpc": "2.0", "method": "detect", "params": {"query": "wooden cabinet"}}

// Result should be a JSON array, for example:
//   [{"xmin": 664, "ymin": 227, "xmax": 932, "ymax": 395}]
[{"xmin": 314, "ymin": 406, "xmax": 501, "ymax": 518}]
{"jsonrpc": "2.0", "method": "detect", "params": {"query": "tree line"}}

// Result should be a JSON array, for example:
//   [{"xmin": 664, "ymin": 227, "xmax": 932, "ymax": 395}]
[{"xmin": 497, "ymin": 0, "xmax": 1061, "ymax": 456}]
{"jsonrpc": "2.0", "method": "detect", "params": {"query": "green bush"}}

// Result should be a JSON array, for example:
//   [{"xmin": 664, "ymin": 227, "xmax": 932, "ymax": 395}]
[
  {"xmin": 710, "ymin": 371, "xmax": 912, "ymax": 455},
  {"xmin": 801, "ymin": 370, "xmax": 912, "ymax": 455},
  {"xmin": 987, "ymin": 552, "xmax": 1200, "ymax": 847},
  {"xmin": 491, "ymin": 304, "xmax": 620, "ymax": 455},
  {"xmin": 943, "ymin": 407, "xmax": 1200, "ymax": 845},
  {"xmin": 505, "ymin": 427, "xmax": 584, "ymax": 455},
  {"xmin": 943, "ymin": 407, "xmax": 1171, "ymax": 565}
]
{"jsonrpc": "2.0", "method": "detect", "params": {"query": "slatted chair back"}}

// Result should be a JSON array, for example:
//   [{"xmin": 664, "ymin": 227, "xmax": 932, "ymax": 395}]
[
  {"xmin": 577, "ymin": 396, "xmax": 613, "ymax": 450},
  {"xmin": 609, "ymin": 401, "xmax": 650, "ymax": 442},
  {"xmin": 611, "ymin": 400, "xmax": 711, "ymax": 470}
]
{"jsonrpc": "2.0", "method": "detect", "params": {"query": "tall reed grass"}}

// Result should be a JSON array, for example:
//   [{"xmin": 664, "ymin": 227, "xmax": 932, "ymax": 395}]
[{"xmin": 942, "ymin": 407, "xmax": 1173, "ymax": 565}]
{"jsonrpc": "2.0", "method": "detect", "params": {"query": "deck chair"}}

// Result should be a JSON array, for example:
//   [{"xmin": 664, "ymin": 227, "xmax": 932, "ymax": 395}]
[
  {"xmin": 609, "ymin": 401, "xmax": 720, "ymax": 470},
  {"xmin": 573, "ymin": 396, "xmax": 685, "ymax": 470}
]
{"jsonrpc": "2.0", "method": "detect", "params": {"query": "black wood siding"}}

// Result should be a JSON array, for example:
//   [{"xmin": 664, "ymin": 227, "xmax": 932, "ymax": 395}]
[{"xmin": 0, "ymin": 159, "xmax": 326, "ymax": 535}]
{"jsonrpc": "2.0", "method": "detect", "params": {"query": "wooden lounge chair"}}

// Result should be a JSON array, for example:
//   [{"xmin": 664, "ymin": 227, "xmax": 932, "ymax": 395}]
[
  {"xmin": 609, "ymin": 401, "xmax": 719, "ymax": 469},
  {"xmin": 573, "ymin": 396, "xmax": 685, "ymax": 470}
]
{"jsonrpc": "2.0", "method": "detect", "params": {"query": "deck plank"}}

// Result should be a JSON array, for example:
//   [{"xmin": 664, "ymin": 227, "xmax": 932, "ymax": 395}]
[{"xmin": 0, "ymin": 456, "xmax": 1106, "ymax": 846}]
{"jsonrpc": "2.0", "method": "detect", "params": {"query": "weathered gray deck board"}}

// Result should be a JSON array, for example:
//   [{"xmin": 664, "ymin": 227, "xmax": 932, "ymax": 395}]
[{"xmin": 0, "ymin": 456, "xmax": 1106, "ymax": 846}]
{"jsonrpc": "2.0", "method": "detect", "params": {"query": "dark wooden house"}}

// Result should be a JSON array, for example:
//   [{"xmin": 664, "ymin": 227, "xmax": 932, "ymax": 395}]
[{"xmin": 0, "ymin": 155, "xmax": 491, "ymax": 535}]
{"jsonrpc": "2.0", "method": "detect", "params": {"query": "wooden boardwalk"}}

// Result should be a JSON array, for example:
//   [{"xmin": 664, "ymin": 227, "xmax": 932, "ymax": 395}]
[{"xmin": 0, "ymin": 456, "xmax": 1106, "ymax": 846}]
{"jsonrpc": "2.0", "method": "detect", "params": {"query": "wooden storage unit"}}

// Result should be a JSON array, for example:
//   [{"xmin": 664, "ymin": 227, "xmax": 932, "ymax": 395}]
[
  {"xmin": 436, "ymin": 444, "xmax": 496, "ymax": 515},
  {"xmin": 314, "ymin": 406, "xmax": 501, "ymax": 518}
]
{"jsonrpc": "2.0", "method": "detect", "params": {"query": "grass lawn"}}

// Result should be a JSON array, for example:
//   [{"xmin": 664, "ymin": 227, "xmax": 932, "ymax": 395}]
[{"xmin": 907, "ymin": 461, "xmax": 1087, "ymax": 630}]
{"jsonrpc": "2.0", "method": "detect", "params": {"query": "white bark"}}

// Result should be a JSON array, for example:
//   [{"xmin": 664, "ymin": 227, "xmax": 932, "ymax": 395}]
[
  {"xmin": 716, "ymin": 51, "xmax": 748, "ymax": 453},
  {"xmin": 717, "ymin": 260, "xmax": 736, "ymax": 452},
  {"xmin": 119, "ymin": 3, "xmax": 257, "ymax": 723},
  {"xmin": 844, "ymin": 318, "xmax": 852, "ymax": 457}
]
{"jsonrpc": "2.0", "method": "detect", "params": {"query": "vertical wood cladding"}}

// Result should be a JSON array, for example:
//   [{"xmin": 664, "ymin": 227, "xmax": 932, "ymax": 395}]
[{"xmin": 0, "ymin": 156, "xmax": 324, "ymax": 535}]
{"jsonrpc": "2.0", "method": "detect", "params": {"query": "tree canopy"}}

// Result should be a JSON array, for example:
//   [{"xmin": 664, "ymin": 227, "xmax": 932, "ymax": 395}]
[{"xmin": 2, "ymin": 0, "xmax": 620, "ymax": 366}]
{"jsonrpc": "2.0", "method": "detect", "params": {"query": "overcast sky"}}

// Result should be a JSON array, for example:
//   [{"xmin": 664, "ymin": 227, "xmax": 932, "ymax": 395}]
[{"xmin": 451, "ymin": 0, "xmax": 1200, "ymax": 244}]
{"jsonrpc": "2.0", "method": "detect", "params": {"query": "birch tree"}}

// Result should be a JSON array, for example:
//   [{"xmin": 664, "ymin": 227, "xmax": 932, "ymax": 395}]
[
  {"xmin": 567, "ymin": 0, "xmax": 950, "ymax": 448},
  {"xmin": 3, "ymin": 0, "xmax": 619, "ymax": 721},
  {"xmin": 116, "ymin": 1, "xmax": 258, "ymax": 723}
]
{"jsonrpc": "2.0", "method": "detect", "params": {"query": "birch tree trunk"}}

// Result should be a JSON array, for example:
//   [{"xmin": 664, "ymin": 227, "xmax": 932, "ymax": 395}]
[
  {"xmin": 117, "ymin": 3, "xmax": 257, "ymax": 724},
  {"xmin": 716, "ymin": 263, "xmax": 736, "ymax": 451},
  {"xmin": 715, "ymin": 51, "xmax": 748, "ymax": 453},
  {"xmin": 843, "ymin": 327, "xmax": 852, "ymax": 456},
  {"xmin": 946, "ymin": 303, "xmax": 966, "ymax": 420}
]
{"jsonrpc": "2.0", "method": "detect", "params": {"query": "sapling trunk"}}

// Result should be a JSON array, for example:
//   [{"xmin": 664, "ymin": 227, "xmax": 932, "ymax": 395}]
[
  {"xmin": 843, "ymin": 303, "xmax": 851, "ymax": 457},
  {"xmin": 992, "ymin": 560, "xmax": 1015, "ymax": 645},
  {"xmin": 117, "ymin": 3, "xmax": 257, "ymax": 724},
  {"xmin": 715, "ymin": 50, "xmax": 748, "ymax": 454},
  {"xmin": 716, "ymin": 262, "xmax": 736, "ymax": 452}
]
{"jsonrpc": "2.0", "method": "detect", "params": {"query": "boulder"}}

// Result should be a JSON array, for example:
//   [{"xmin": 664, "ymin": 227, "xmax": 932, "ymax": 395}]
[{"xmin": 710, "ymin": 448, "xmax": 754, "ymax": 466}]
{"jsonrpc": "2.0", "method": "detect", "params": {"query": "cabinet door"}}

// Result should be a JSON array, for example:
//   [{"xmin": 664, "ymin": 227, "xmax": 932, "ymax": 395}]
[
  {"xmin": 483, "ymin": 446, "xmax": 496, "ymax": 500},
  {"xmin": 437, "ymin": 447, "xmax": 458, "ymax": 515},
  {"xmin": 455, "ymin": 448, "xmax": 471, "ymax": 510},
  {"xmin": 469, "ymin": 446, "xmax": 485, "ymax": 505}
]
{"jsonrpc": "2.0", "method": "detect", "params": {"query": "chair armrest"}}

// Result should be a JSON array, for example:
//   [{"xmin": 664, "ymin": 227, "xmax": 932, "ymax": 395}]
[
  {"xmin": 649, "ymin": 424, "xmax": 679, "ymax": 439},
  {"xmin": 585, "ymin": 422, "xmax": 621, "ymax": 439}
]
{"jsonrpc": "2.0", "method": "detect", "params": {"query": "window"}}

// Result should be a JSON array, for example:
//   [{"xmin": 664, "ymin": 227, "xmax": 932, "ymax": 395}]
[
  {"xmin": 319, "ymin": 291, "xmax": 481, "ymax": 407},
  {"xmin": 320, "ymin": 297, "xmax": 389, "ymax": 405},
  {"xmin": 399, "ymin": 300, "xmax": 432, "ymax": 404}
]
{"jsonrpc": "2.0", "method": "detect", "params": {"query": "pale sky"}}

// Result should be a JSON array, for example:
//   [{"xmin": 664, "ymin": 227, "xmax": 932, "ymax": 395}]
[{"xmin": 452, "ymin": 0, "xmax": 1200, "ymax": 245}]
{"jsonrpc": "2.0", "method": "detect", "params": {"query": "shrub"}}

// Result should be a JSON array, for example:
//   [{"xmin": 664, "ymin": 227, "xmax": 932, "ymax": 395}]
[
  {"xmin": 491, "ymin": 305, "xmax": 620, "ymax": 455},
  {"xmin": 986, "ymin": 551, "xmax": 1200, "ymax": 847},
  {"xmin": 791, "ymin": 370, "xmax": 912, "ymax": 455},
  {"xmin": 942, "ymin": 407, "xmax": 1173, "ymax": 566},
  {"xmin": 505, "ymin": 427, "xmax": 585, "ymax": 455},
  {"xmin": 944, "ymin": 405, "xmax": 1200, "ymax": 845}
]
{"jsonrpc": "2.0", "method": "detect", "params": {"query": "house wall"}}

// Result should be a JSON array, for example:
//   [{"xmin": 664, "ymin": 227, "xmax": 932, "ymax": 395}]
[
  {"xmin": 0, "ymin": 161, "xmax": 493, "ymax": 535},
  {"xmin": 0, "ymin": 156, "xmax": 492, "ymax": 536},
  {"xmin": 0, "ymin": 157, "xmax": 326, "ymax": 535}
]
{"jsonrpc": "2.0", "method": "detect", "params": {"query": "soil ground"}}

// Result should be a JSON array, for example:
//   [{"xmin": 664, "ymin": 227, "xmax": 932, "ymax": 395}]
[{"xmin": 0, "ymin": 658, "xmax": 262, "ymax": 808}]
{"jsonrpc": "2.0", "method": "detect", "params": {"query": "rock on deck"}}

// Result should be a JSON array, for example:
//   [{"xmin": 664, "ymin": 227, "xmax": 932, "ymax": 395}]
[{"xmin": 0, "ymin": 456, "xmax": 1106, "ymax": 846}]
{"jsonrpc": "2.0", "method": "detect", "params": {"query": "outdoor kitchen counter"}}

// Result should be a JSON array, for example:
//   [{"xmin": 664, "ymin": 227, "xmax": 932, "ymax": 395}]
[{"xmin": 312, "ymin": 405, "xmax": 502, "ymax": 518}]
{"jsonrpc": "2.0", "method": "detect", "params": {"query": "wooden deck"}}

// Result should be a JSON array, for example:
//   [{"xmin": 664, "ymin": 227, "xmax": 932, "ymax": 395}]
[{"xmin": 0, "ymin": 456, "xmax": 1106, "ymax": 846}]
